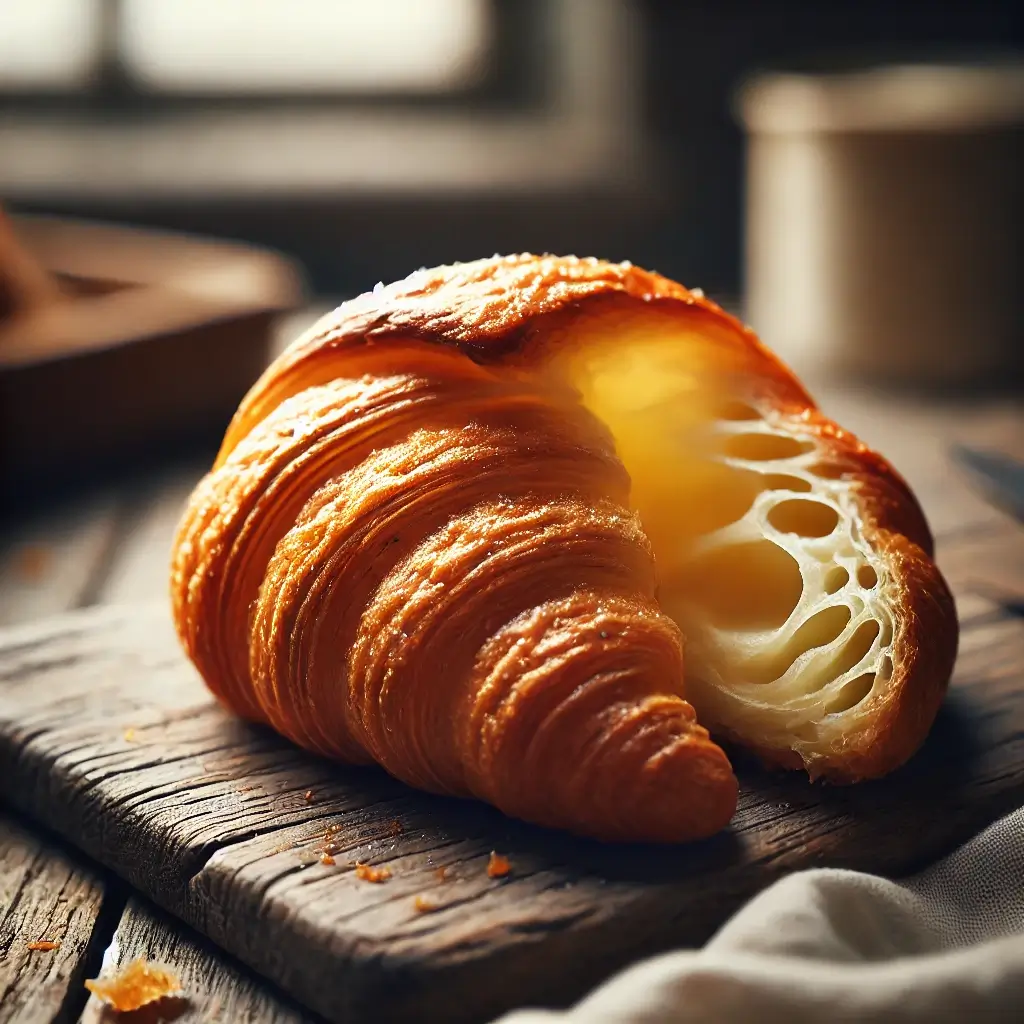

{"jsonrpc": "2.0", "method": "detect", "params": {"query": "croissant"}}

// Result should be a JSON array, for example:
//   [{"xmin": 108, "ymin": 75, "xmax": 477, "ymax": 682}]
[{"xmin": 170, "ymin": 255, "xmax": 957, "ymax": 843}]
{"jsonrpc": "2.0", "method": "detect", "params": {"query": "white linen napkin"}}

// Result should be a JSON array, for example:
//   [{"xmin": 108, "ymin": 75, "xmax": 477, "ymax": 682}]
[{"xmin": 496, "ymin": 807, "xmax": 1024, "ymax": 1023}]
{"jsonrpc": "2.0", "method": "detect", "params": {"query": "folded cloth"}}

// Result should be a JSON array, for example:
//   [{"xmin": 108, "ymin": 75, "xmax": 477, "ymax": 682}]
[{"xmin": 496, "ymin": 807, "xmax": 1024, "ymax": 1024}]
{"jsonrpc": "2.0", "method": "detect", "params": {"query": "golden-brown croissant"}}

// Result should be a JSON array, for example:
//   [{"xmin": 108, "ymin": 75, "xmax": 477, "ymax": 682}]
[{"xmin": 170, "ymin": 255, "xmax": 957, "ymax": 843}]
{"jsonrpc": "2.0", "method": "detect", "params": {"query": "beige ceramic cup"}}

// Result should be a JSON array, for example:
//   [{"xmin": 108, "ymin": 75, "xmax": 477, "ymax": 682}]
[{"xmin": 738, "ymin": 64, "xmax": 1024, "ymax": 387}]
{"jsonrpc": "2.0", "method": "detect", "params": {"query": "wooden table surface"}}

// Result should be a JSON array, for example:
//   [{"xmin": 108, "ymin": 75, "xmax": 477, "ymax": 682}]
[{"xmin": 1, "ymin": 308, "xmax": 1022, "ymax": 1023}]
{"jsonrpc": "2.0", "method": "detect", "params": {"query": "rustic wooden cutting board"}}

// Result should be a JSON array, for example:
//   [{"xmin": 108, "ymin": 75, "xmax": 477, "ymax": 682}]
[{"xmin": 0, "ymin": 523, "xmax": 1022, "ymax": 1024}]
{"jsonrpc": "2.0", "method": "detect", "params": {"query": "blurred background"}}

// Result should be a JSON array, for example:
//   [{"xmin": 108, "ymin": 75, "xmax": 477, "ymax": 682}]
[
  {"xmin": 0, "ymin": 0, "xmax": 1021, "ymax": 619},
  {"xmin": 1, "ymin": 0, "xmax": 1019, "ymax": 295}
]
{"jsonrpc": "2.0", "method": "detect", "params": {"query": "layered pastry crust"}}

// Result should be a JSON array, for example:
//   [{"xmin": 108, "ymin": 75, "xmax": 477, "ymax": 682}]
[{"xmin": 171, "ymin": 254, "xmax": 957, "ymax": 842}]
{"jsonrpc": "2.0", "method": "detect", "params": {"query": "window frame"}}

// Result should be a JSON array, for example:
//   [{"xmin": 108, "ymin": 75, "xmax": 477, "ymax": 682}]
[{"xmin": 0, "ymin": 0, "xmax": 548, "ymax": 113}]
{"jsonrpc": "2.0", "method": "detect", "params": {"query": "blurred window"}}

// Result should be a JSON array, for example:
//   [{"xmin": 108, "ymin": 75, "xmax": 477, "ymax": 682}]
[
  {"xmin": 0, "ymin": 0, "xmax": 492, "ymax": 96},
  {"xmin": 0, "ymin": 0, "xmax": 103, "ymax": 90},
  {"xmin": 122, "ymin": 0, "xmax": 491, "ymax": 95},
  {"xmin": 0, "ymin": 0, "xmax": 647, "ymax": 212}
]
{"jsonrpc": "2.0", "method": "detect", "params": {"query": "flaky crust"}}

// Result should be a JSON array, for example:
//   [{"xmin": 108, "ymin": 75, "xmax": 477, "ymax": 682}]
[
  {"xmin": 215, "ymin": 255, "xmax": 813, "ymax": 461},
  {"xmin": 171, "ymin": 254, "xmax": 956, "ymax": 842}
]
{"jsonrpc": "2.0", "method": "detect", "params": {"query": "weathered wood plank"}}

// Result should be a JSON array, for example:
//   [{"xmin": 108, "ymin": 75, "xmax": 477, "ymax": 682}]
[
  {"xmin": 0, "ymin": 814, "xmax": 116, "ymax": 1024},
  {"xmin": 79, "ymin": 897, "xmax": 313, "ymax": 1024},
  {"xmin": 0, "ymin": 496, "xmax": 122, "ymax": 628},
  {"xmin": 91, "ymin": 462, "xmax": 205, "ymax": 609},
  {"xmin": 0, "ymin": 487, "xmax": 126, "ymax": 1024},
  {"xmin": 0, "ymin": 517, "xmax": 1021, "ymax": 1024},
  {"xmin": 1, "ymin": 457, "xmax": 260, "ymax": 1019}
]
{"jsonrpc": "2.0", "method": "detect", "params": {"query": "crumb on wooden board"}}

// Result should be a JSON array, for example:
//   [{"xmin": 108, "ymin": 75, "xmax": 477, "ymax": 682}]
[
  {"xmin": 13, "ymin": 544, "xmax": 51, "ymax": 581},
  {"xmin": 314, "ymin": 836, "xmax": 341, "ymax": 864},
  {"xmin": 487, "ymin": 851, "xmax": 511, "ymax": 878},
  {"xmin": 85, "ymin": 958, "xmax": 183, "ymax": 1012},
  {"xmin": 354, "ymin": 862, "xmax": 391, "ymax": 883},
  {"xmin": 26, "ymin": 939, "xmax": 60, "ymax": 951}
]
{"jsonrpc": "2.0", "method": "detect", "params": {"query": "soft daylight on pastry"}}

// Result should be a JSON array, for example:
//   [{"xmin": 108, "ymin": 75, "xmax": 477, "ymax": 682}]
[{"xmin": 170, "ymin": 254, "xmax": 958, "ymax": 843}]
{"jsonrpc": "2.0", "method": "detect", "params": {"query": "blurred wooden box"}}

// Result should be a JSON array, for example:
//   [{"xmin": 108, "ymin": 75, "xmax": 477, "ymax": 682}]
[{"xmin": 0, "ymin": 215, "xmax": 304, "ymax": 492}]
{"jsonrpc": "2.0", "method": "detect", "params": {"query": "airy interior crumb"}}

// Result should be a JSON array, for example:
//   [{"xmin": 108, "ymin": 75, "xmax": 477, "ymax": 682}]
[{"xmin": 560, "ymin": 314, "xmax": 895, "ymax": 771}]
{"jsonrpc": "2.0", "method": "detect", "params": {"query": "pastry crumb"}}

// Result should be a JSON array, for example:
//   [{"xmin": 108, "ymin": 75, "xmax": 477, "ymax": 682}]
[
  {"xmin": 413, "ymin": 895, "xmax": 439, "ymax": 913},
  {"xmin": 85, "ymin": 958, "xmax": 183, "ymax": 1012},
  {"xmin": 304, "ymin": 789, "xmax": 315, "ymax": 803},
  {"xmin": 386, "ymin": 819, "xmax": 403, "ymax": 837},
  {"xmin": 123, "ymin": 728, "xmax": 137, "ymax": 743},
  {"xmin": 27, "ymin": 940, "xmax": 60, "ymax": 951},
  {"xmin": 434, "ymin": 865, "xmax": 449, "ymax": 882},
  {"xmin": 355, "ymin": 862, "xmax": 391, "ymax": 883},
  {"xmin": 320, "ymin": 852, "xmax": 336, "ymax": 866},
  {"xmin": 487, "ymin": 852, "xmax": 511, "ymax": 878},
  {"xmin": 14, "ymin": 544, "xmax": 50, "ymax": 581}
]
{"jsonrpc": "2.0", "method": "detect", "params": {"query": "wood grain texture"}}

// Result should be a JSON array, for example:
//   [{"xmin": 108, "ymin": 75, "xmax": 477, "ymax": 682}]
[
  {"xmin": 0, "ymin": 815, "xmax": 116, "ymax": 1023},
  {"xmin": 80, "ymin": 897, "xmax": 314, "ymax": 1024},
  {"xmin": 90, "ymin": 462, "xmax": 205, "ymax": 609},
  {"xmin": 0, "ymin": 455, "xmax": 213, "ymax": 628},
  {"xmin": 0, "ymin": 483, "xmax": 125, "ymax": 1024},
  {"xmin": 1, "ymin": 454, "xmax": 290, "ymax": 1024},
  {"xmin": 0, "ymin": 496, "xmax": 122, "ymax": 628},
  {"xmin": 0, "ymin": 515, "xmax": 1022, "ymax": 1024}
]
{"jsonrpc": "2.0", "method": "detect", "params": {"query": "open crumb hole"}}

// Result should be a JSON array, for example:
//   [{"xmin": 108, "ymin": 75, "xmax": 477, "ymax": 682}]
[
  {"xmin": 826, "ymin": 672, "xmax": 876, "ymax": 713},
  {"xmin": 824, "ymin": 566, "xmax": 849, "ymax": 594},
  {"xmin": 762, "ymin": 473, "xmax": 813, "ymax": 493},
  {"xmin": 713, "ymin": 400, "xmax": 763, "ymax": 421},
  {"xmin": 681, "ymin": 468, "xmax": 764, "ymax": 535},
  {"xmin": 745, "ymin": 604, "xmax": 853, "ymax": 684},
  {"xmin": 830, "ymin": 619, "xmax": 881, "ymax": 677},
  {"xmin": 767, "ymin": 499, "xmax": 839, "ymax": 538},
  {"xmin": 857, "ymin": 564, "xmax": 878, "ymax": 589},
  {"xmin": 723, "ymin": 433, "xmax": 814, "ymax": 462},
  {"xmin": 679, "ymin": 540, "xmax": 803, "ymax": 631}
]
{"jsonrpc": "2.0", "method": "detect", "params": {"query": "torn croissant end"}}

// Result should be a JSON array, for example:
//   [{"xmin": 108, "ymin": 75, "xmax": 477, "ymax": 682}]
[{"xmin": 170, "ymin": 254, "xmax": 957, "ymax": 844}]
